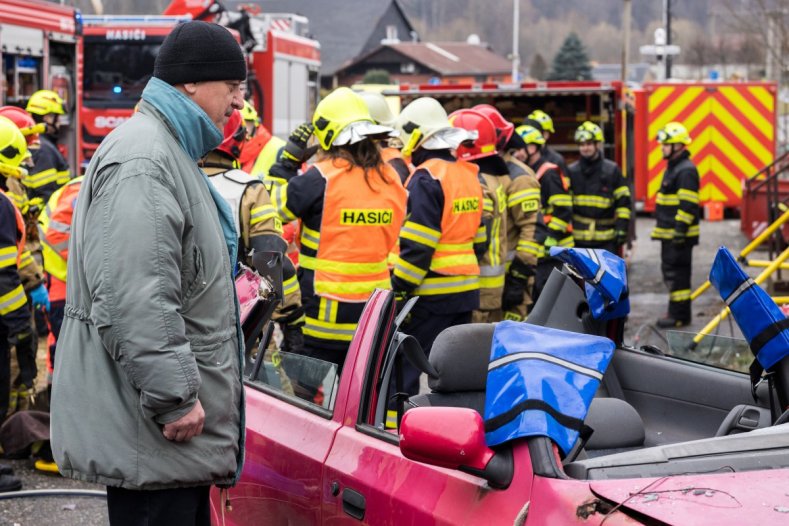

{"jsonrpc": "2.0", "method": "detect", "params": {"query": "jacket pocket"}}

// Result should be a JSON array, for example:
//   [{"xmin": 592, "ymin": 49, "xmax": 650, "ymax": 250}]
[{"xmin": 183, "ymin": 246, "xmax": 206, "ymax": 304}]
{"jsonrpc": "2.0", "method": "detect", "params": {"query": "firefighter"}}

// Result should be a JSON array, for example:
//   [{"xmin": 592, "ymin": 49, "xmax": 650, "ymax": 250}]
[
  {"xmin": 474, "ymin": 104, "xmax": 541, "ymax": 321},
  {"xmin": 238, "ymin": 100, "xmax": 287, "ymax": 181},
  {"xmin": 271, "ymin": 87, "xmax": 407, "ymax": 368},
  {"xmin": 0, "ymin": 118, "xmax": 46, "ymax": 423},
  {"xmin": 526, "ymin": 109, "xmax": 568, "ymax": 177},
  {"xmin": 652, "ymin": 122, "xmax": 700, "ymax": 328},
  {"xmin": 358, "ymin": 91, "xmax": 411, "ymax": 184},
  {"xmin": 568, "ymin": 121, "xmax": 631, "ymax": 253},
  {"xmin": 200, "ymin": 109, "xmax": 305, "ymax": 353},
  {"xmin": 449, "ymin": 108, "xmax": 506, "ymax": 323},
  {"xmin": 0, "ymin": 106, "xmax": 42, "ymax": 215},
  {"xmin": 38, "ymin": 176, "xmax": 82, "ymax": 375},
  {"xmin": 391, "ymin": 97, "xmax": 486, "ymax": 395},
  {"xmin": 24, "ymin": 90, "xmax": 71, "ymax": 204},
  {"xmin": 516, "ymin": 124, "xmax": 573, "ymax": 304}
]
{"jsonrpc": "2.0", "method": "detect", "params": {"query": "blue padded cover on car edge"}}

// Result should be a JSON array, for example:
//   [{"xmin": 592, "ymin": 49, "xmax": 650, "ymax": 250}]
[
  {"xmin": 483, "ymin": 321, "xmax": 615, "ymax": 454},
  {"xmin": 710, "ymin": 246, "xmax": 789, "ymax": 372},
  {"xmin": 550, "ymin": 247, "xmax": 630, "ymax": 320}
]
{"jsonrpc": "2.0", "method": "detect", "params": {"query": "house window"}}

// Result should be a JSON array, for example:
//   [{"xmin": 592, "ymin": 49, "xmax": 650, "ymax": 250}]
[
  {"xmin": 401, "ymin": 62, "xmax": 415, "ymax": 74},
  {"xmin": 386, "ymin": 25, "xmax": 398, "ymax": 42}
]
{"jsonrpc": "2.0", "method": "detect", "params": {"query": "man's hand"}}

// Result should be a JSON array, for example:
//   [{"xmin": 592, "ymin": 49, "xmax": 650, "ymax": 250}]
[{"xmin": 162, "ymin": 399, "xmax": 205, "ymax": 442}]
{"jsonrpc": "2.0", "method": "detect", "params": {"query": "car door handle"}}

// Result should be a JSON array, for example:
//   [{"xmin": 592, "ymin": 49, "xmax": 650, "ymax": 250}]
[{"xmin": 342, "ymin": 488, "xmax": 366, "ymax": 520}]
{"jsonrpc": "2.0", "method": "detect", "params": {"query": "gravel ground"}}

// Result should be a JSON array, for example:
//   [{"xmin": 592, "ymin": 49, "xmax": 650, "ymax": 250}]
[{"xmin": 0, "ymin": 216, "xmax": 768, "ymax": 525}]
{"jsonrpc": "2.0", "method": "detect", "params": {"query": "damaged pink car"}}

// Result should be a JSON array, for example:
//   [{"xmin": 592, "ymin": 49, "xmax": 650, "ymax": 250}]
[{"xmin": 215, "ymin": 265, "xmax": 789, "ymax": 525}]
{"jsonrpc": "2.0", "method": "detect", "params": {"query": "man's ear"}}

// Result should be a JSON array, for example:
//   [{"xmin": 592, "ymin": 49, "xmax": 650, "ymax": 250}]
[{"xmin": 180, "ymin": 82, "xmax": 199, "ymax": 96}]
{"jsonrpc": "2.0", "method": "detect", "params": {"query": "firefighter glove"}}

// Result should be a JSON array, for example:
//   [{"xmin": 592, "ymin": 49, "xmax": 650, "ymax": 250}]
[
  {"xmin": 280, "ymin": 322, "xmax": 305, "ymax": 355},
  {"xmin": 544, "ymin": 235, "xmax": 559, "ymax": 248},
  {"xmin": 29, "ymin": 284, "xmax": 49, "ymax": 312},
  {"xmin": 615, "ymin": 230, "xmax": 628, "ymax": 246},
  {"xmin": 672, "ymin": 232, "xmax": 686, "ymax": 246},
  {"xmin": 281, "ymin": 122, "xmax": 315, "ymax": 167},
  {"xmin": 502, "ymin": 259, "xmax": 534, "ymax": 312},
  {"xmin": 502, "ymin": 275, "xmax": 526, "ymax": 312}
]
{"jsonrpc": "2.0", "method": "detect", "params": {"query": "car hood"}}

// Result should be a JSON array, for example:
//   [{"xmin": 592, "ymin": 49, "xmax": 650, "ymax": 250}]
[{"xmin": 590, "ymin": 468, "xmax": 789, "ymax": 523}]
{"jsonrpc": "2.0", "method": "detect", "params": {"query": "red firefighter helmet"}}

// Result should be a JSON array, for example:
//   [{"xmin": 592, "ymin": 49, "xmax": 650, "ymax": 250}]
[
  {"xmin": 217, "ymin": 109, "xmax": 246, "ymax": 160},
  {"xmin": 473, "ymin": 104, "xmax": 514, "ymax": 151},
  {"xmin": 0, "ymin": 106, "xmax": 40, "ymax": 144},
  {"xmin": 448, "ymin": 109, "xmax": 498, "ymax": 161}
]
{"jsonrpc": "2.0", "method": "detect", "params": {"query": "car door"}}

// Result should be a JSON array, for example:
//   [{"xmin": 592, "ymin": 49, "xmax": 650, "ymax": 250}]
[
  {"xmin": 213, "ymin": 347, "xmax": 345, "ymax": 525},
  {"xmin": 319, "ymin": 291, "xmax": 533, "ymax": 525}
]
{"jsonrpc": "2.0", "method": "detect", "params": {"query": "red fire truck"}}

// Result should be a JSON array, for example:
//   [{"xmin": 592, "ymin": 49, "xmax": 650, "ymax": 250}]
[
  {"xmin": 78, "ymin": 3, "xmax": 320, "ymax": 166},
  {"xmin": 386, "ymin": 81, "xmax": 629, "ymax": 175},
  {"xmin": 385, "ymin": 80, "xmax": 777, "ymax": 213},
  {"xmin": 163, "ymin": 1, "xmax": 321, "ymax": 137},
  {"xmin": 78, "ymin": 14, "xmax": 190, "ymax": 165},
  {"xmin": 0, "ymin": 0, "xmax": 82, "ymax": 170}
]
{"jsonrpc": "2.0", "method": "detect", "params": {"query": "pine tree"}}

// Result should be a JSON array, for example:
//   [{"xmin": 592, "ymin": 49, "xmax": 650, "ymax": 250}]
[
  {"xmin": 529, "ymin": 53, "xmax": 548, "ymax": 80},
  {"xmin": 548, "ymin": 33, "xmax": 593, "ymax": 81}
]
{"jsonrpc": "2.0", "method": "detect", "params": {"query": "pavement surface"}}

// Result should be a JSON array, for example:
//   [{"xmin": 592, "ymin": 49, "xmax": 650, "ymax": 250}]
[{"xmin": 0, "ymin": 216, "xmax": 767, "ymax": 525}]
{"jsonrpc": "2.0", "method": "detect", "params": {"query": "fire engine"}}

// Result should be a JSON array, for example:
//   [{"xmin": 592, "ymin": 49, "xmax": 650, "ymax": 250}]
[
  {"xmin": 79, "ymin": 14, "xmax": 191, "ymax": 164},
  {"xmin": 163, "ymin": 1, "xmax": 321, "ymax": 138},
  {"xmin": 385, "ymin": 80, "xmax": 777, "ymax": 212},
  {"xmin": 0, "ymin": 0, "xmax": 82, "ymax": 170},
  {"xmin": 78, "ymin": 2, "xmax": 320, "ymax": 166}
]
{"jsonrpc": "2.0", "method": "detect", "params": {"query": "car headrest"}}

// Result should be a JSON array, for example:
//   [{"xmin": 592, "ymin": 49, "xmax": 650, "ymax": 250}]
[{"xmin": 428, "ymin": 323, "xmax": 494, "ymax": 393}]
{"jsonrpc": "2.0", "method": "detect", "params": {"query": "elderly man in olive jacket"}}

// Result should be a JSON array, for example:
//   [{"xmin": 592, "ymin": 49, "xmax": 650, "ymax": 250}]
[{"xmin": 51, "ymin": 21, "xmax": 247, "ymax": 525}]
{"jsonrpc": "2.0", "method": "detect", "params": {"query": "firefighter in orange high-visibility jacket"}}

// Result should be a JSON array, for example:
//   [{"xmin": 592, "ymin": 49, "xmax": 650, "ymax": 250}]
[
  {"xmin": 391, "ymin": 97, "xmax": 488, "ymax": 396},
  {"xmin": 516, "ymin": 124, "xmax": 573, "ymax": 306},
  {"xmin": 0, "ymin": 118, "xmax": 46, "ymax": 421},
  {"xmin": 449, "ymin": 108, "xmax": 506, "ymax": 323},
  {"xmin": 474, "ymin": 104, "xmax": 541, "ymax": 321},
  {"xmin": 38, "ymin": 176, "xmax": 81, "ymax": 376},
  {"xmin": 270, "ymin": 87, "xmax": 407, "ymax": 368},
  {"xmin": 651, "ymin": 122, "xmax": 700, "ymax": 329},
  {"xmin": 238, "ymin": 100, "xmax": 288, "ymax": 184},
  {"xmin": 202, "ymin": 109, "xmax": 305, "ymax": 354}
]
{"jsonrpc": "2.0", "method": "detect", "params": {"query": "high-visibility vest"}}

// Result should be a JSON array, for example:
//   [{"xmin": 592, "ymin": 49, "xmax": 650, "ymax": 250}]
[
  {"xmin": 0, "ymin": 189, "xmax": 25, "ymax": 264},
  {"xmin": 420, "ymin": 158, "xmax": 483, "ymax": 276},
  {"xmin": 38, "ymin": 177, "xmax": 82, "ymax": 282},
  {"xmin": 208, "ymin": 169, "xmax": 258, "ymax": 235},
  {"xmin": 302, "ymin": 158, "xmax": 407, "ymax": 302}
]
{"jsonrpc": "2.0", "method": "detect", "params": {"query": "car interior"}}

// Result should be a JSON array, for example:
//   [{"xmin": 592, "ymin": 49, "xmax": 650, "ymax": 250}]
[{"xmin": 387, "ymin": 266, "xmax": 789, "ymax": 482}]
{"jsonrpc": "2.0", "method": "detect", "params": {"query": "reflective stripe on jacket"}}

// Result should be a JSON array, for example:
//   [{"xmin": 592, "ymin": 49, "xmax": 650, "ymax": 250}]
[
  {"xmin": 651, "ymin": 151, "xmax": 700, "ymax": 244},
  {"xmin": 38, "ymin": 177, "xmax": 82, "ymax": 282}
]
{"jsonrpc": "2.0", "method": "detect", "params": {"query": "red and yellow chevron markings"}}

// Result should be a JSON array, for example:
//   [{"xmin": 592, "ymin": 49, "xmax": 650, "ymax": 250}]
[{"xmin": 646, "ymin": 84, "xmax": 775, "ymax": 206}]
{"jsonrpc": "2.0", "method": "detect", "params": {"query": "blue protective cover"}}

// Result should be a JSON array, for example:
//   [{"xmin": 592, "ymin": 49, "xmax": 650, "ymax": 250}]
[
  {"xmin": 484, "ymin": 321, "xmax": 615, "ymax": 454},
  {"xmin": 709, "ymin": 246, "xmax": 789, "ymax": 371},
  {"xmin": 550, "ymin": 247, "xmax": 630, "ymax": 320}
]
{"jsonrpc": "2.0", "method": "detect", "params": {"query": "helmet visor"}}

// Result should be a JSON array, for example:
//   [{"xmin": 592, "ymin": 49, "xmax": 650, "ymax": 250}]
[{"xmin": 333, "ymin": 121, "xmax": 396, "ymax": 146}]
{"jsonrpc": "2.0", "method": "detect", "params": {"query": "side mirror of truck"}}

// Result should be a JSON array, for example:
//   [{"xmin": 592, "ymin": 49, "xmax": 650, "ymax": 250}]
[{"xmin": 399, "ymin": 407, "xmax": 513, "ymax": 489}]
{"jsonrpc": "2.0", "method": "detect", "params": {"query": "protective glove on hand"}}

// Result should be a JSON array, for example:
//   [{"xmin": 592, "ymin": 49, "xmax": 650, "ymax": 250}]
[
  {"xmin": 672, "ymin": 232, "xmax": 687, "ymax": 246},
  {"xmin": 543, "ymin": 235, "xmax": 559, "ymax": 248},
  {"xmin": 502, "ymin": 259, "xmax": 534, "ymax": 312},
  {"xmin": 615, "ymin": 230, "xmax": 628, "ymax": 246},
  {"xmin": 281, "ymin": 122, "xmax": 315, "ymax": 167},
  {"xmin": 280, "ymin": 322, "xmax": 305, "ymax": 355},
  {"xmin": 29, "ymin": 284, "xmax": 50, "ymax": 312}
]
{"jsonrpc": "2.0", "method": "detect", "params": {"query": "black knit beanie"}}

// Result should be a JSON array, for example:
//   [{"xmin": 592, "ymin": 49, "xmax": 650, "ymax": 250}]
[{"xmin": 153, "ymin": 21, "xmax": 247, "ymax": 85}]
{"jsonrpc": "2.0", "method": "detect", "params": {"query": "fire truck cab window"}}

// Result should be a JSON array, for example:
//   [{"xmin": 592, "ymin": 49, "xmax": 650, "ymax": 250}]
[{"xmin": 83, "ymin": 38, "xmax": 161, "ymax": 108}]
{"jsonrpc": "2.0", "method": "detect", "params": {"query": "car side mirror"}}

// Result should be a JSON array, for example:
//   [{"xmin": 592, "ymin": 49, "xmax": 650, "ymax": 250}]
[{"xmin": 399, "ymin": 407, "xmax": 513, "ymax": 489}]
